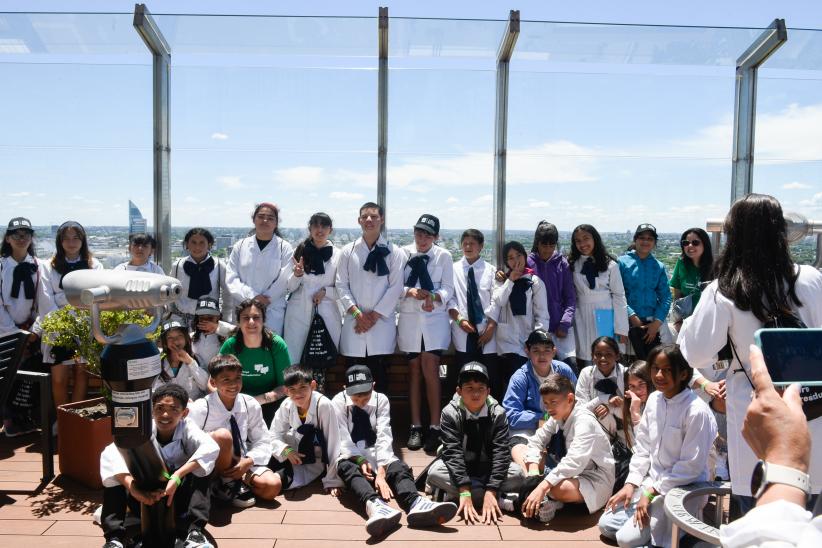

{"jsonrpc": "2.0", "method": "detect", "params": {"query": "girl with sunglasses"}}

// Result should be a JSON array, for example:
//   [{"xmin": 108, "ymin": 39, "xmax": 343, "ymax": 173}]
[{"xmin": 669, "ymin": 228, "xmax": 713, "ymax": 328}]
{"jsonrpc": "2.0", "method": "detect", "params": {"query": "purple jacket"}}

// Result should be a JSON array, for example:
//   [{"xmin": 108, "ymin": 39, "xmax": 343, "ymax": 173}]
[{"xmin": 527, "ymin": 251, "xmax": 576, "ymax": 333}]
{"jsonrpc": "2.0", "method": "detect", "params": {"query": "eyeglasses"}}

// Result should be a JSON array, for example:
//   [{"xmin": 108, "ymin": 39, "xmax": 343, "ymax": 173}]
[
  {"xmin": 681, "ymin": 239, "xmax": 702, "ymax": 247},
  {"xmin": 8, "ymin": 231, "xmax": 32, "ymax": 241},
  {"xmin": 239, "ymin": 314, "xmax": 262, "ymax": 323}
]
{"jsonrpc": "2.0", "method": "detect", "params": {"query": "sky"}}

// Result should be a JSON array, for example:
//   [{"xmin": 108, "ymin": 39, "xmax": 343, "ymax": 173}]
[{"xmin": 1, "ymin": 0, "xmax": 822, "ymax": 233}]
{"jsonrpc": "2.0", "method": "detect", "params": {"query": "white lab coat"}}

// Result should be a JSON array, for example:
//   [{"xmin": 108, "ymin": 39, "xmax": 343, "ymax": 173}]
[
  {"xmin": 448, "ymin": 257, "xmax": 498, "ymax": 354},
  {"xmin": 335, "ymin": 235, "xmax": 406, "ymax": 357},
  {"xmin": 572, "ymin": 257, "xmax": 629, "ymax": 360},
  {"xmin": 492, "ymin": 274, "xmax": 550, "ymax": 357},
  {"xmin": 40, "ymin": 257, "xmax": 104, "ymax": 363},
  {"xmin": 678, "ymin": 265, "xmax": 822, "ymax": 497},
  {"xmin": 269, "ymin": 390, "xmax": 343, "ymax": 489},
  {"xmin": 226, "ymin": 235, "xmax": 294, "ymax": 335},
  {"xmin": 99, "ymin": 417, "xmax": 219, "ymax": 487},
  {"xmin": 170, "ymin": 254, "xmax": 233, "ymax": 321},
  {"xmin": 283, "ymin": 242, "xmax": 342, "ymax": 365},
  {"xmin": 331, "ymin": 390, "xmax": 397, "ymax": 469},
  {"xmin": 113, "ymin": 261, "xmax": 165, "ymax": 275},
  {"xmin": 624, "ymin": 389, "xmax": 717, "ymax": 548},
  {"xmin": 152, "ymin": 357, "xmax": 210, "ymax": 400},
  {"xmin": 575, "ymin": 363, "xmax": 627, "ymax": 437},
  {"xmin": 525, "ymin": 404, "xmax": 615, "ymax": 513},
  {"xmin": 397, "ymin": 243, "xmax": 454, "ymax": 352},
  {"xmin": 191, "ymin": 323, "xmax": 233, "ymax": 370},
  {"xmin": 188, "ymin": 392, "xmax": 272, "ymax": 468},
  {"xmin": 0, "ymin": 255, "xmax": 50, "ymax": 335},
  {"xmin": 720, "ymin": 500, "xmax": 822, "ymax": 548}
]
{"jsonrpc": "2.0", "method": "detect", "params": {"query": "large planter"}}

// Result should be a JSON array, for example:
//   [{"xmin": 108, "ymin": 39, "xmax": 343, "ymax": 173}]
[{"xmin": 57, "ymin": 396, "xmax": 113, "ymax": 489}]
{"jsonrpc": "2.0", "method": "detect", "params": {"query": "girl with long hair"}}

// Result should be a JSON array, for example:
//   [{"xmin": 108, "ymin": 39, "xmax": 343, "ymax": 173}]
[{"xmin": 153, "ymin": 320, "xmax": 209, "ymax": 400}]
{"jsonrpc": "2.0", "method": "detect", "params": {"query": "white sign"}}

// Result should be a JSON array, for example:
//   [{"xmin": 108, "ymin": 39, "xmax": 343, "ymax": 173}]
[
  {"xmin": 127, "ymin": 355, "xmax": 161, "ymax": 380},
  {"xmin": 111, "ymin": 389, "xmax": 151, "ymax": 404}
]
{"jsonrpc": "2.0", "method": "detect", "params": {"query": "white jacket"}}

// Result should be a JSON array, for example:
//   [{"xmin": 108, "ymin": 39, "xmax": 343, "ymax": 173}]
[
  {"xmin": 331, "ymin": 390, "xmax": 397, "ymax": 469},
  {"xmin": 525, "ymin": 404, "xmax": 615, "ymax": 513},
  {"xmin": 283, "ymin": 242, "xmax": 342, "ymax": 365},
  {"xmin": 625, "ymin": 388, "xmax": 717, "ymax": 548},
  {"xmin": 270, "ymin": 390, "xmax": 343, "ymax": 489},
  {"xmin": 113, "ymin": 261, "xmax": 165, "ymax": 275},
  {"xmin": 720, "ymin": 500, "xmax": 822, "ymax": 548},
  {"xmin": 99, "ymin": 417, "xmax": 219, "ymax": 487},
  {"xmin": 226, "ymin": 235, "xmax": 294, "ymax": 335},
  {"xmin": 397, "ymin": 243, "xmax": 454, "ymax": 352},
  {"xmin": 575, "ymin": 363, "xmax": 627, "ymax": 436},
  {"xmin": 448, "ymin": 257, "xmax": 498, "ymax": 354},
  {"xmin": 679, "ymin": 265, "xmax": 822, "ymax": 497},
  {"xmin": 170, "ymin": 254, "xmax": 232, "ymax": 320},
  {"xmin": 188, "ymin": 392, "xmax": 272, "ymax": 466},
  {"xmin": 571, "ymin": 257, "xmax": 629, "ymax": 360},
  {"xmin": 152, "ymin": 357, "xmax": 210, "ymax": 400},
  {"xmin": 335, "ymin": 235, "xmax": 406, "ymax": 357},
  {"xmin": 0, "ymin": 255, "xmax": 50, "ymax": 335},
  {"xmin": 492, "ymin": 273, "xmax": 549, "ymax": 357}
]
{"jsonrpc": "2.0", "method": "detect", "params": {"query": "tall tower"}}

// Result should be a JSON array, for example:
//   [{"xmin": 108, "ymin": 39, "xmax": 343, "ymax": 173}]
[{"xmin": 129, "ymin": 200, "xmax": 147, "ymax": 235}]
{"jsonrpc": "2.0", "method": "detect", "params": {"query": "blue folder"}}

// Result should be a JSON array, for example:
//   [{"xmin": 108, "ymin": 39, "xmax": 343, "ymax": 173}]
[{"xmin": 595, "ymin": 309, "xmax": 614, "ymax": 338}]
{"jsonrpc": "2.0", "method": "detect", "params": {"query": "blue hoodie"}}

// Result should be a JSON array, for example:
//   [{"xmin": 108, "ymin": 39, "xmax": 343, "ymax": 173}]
[{"xmin": 502, "ymin": 360, "xmax": 577, "ymax": 435}]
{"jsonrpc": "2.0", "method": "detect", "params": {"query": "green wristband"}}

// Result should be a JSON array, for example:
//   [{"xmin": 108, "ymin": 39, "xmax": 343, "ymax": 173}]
[
  {"xmin": 283, "ymin": 447, "xmax": 294, "ymax": 456},
  {"xmin": 355, "ymin": 456, "xmax": 367, "ymax": 465},
  {"xmin": 642, "ymin": 488, "xmax": 656, "ymax": 501},
  {"xmin": 528, "ymin": 469, "xmax": 541, "ymax": 476},
  {"xmin": 459, "ymin": 491, "xmax": 472, "ymax": 498},
  {"xmin": 162, "ymin": 471, "xmax": 182, "ymax": 487}
]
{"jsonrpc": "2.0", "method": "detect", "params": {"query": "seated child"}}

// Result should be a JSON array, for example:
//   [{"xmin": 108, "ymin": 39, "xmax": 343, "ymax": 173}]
[
  {"xmin": 154, "ymin": 320, "xmax": 209, "ymax": 400},
  {"xmin": 576, "ymin": 336, "xmax": 627, "ymax": 437},
  {"xmin": 514, "ymin": 374, "xmax": 615, "ymax": 524},
  {"xmin": 269, "ymin": 365, "xmax": 343, "ymax": 494},
  {"xmin": 598, "ymin": 344, "xmax": 717, "ymax": 548},
  {"xmin": 188, "ymin": 355, "xmax": 279, "ymax": 508},
  {"xmin": 426, "ymin": 362, "xmax": 513, "ymax": 525},
  {"xmin": 503, "ymin": 328, "xmax": 577, "ymax": 472},
  {"xmin": 190, "ymin": 296, "xmax": 234, "ymax": 367},
  {"xmin": 99, "ymin": 384, "xmax": 219, "ymax": 548},
  {"xmin": 332, "ymin": 365, "xmax": 457, "ymax": 536}
]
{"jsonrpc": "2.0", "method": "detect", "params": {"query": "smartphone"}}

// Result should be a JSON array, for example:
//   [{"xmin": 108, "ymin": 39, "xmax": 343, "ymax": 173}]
[{"xmin": 754, "ymin": 328, "xmax": 822, "ymax": 387}]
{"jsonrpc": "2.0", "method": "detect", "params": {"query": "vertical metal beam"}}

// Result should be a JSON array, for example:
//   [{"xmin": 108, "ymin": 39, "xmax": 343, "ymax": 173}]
[
  {"xmin": 492, "ymin": 10, "xmax": 520, "ymax": 267},
  {"xmin": 730, "ymin": 19, "xmax": 787, "ymax": 204},
  {"xmin": 377, "ymin": 7, "xmax": 388, "ymax": 232},
  {"xmin": 134, "ymin": 3, "xmax": 172, "ymax": 272}
]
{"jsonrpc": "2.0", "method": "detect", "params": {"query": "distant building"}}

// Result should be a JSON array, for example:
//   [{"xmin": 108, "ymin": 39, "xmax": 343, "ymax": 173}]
[
  {"xmin": 214, "ymin": 234, "xmax": 234, "ymax": 250},
  {"xmin": 129, "ymin": 200, "xmax": 147, "ymax": 235}
]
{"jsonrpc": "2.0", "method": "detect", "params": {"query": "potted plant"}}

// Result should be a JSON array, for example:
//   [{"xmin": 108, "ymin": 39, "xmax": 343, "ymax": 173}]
[{"xmin": 41, "ymin": 306, "xmax": 159, "ymax": 489}]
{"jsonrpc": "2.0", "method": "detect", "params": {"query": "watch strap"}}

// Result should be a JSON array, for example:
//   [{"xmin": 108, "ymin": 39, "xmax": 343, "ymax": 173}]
[{"xmin": 755, "ymin": 461, "xmax": 811, "ymax": 498}]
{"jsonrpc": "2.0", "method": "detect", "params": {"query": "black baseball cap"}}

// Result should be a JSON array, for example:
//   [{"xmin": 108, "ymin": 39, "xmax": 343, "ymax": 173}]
[
  {"xmin": 525, "ymin": 328, "xmax": 555, "ymax": 348},
  {"xmin": 195, "ymin": 296, "xmax": 220, "ymax": 316},
  {"xmin": 345, "ymin": 365, "xmax": 374, "ymax": 395},
  {"xmin": 414, "ymin": 214, "xmax": 440, "ymax": 236},
  {"xmin": 458, "ymin": 361, "xmax": 489, "ymax": 385},
  {"xmin": 633, "ymin": 223, "xmax": 658, "ymax": 240},
  {"xmin": 7, "ymin": 217, "xmax": 33, "ymax": 233},
  {"xmin": 161, "ymin": 319, "xmax": 184, "ymax": 334}
]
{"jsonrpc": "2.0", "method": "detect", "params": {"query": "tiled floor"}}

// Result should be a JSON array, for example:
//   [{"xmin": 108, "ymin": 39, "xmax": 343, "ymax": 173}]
[{"xmin": 0, "ymin": 432, "xmax": 613, "ymax": 547}]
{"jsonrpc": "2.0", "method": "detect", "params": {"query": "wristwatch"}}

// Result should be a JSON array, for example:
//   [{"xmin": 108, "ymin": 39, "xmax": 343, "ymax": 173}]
[{"xmin": 750, "ymin": 460, "xmax": 811, "ymax": 499}]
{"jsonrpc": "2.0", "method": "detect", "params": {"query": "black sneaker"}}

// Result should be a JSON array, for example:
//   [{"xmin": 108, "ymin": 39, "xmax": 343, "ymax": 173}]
[
  {"xmin": 423, "ymin": 427, "xmax": 441, "ymax": 455},
  {"xmin": 407, "ymin": 426, "xmax": 424, "ymax": 450},
  {"xmin": 183, "ymin": 527, "xmax": 214, "ymax": 548},
  {"xmin": 102, "ymin": 540, "xmax": 125, "ymax": 548}
]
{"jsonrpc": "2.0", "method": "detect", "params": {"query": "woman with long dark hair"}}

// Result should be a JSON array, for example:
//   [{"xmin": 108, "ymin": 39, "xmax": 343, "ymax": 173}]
[
  {"xmin": 42, "ymin": 221, "xmax": 104, "ymax": 408},
  {"xmin": 226, "ymin": 203, "xmax": 294, "ymax": 335},
  {"xmin": 679, "ymin": 194, "xmax": 822, "ymax": 509},
  {"xmin": 669, "ymin": 227, "xmax": 713, "ymax": 330},
  {"xmin": 569, "ymin": 224, "xmax": 629, "ymax": 365}
]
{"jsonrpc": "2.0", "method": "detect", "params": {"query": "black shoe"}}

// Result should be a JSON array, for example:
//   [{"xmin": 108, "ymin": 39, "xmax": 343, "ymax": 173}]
[
  {"xmin": 407, "ymin": 426, "xmax": 424, "ymax": 450},
  {"xmin": 423, "ymin": 427, "xmax": 441, "ymax": 455}
]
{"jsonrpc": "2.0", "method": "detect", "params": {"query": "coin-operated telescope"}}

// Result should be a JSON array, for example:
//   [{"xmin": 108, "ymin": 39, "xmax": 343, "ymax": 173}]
[{"xmin": 63, "ymin": 270, "xmax": 182, "ymax": 547}]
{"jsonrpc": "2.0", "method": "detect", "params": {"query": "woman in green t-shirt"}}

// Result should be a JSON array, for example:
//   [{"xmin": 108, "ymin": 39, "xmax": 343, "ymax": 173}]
[
  {"xmin": 669, "ymin": 227, "xmax": 714, "ymax": 331},
  {"xmin": 220, "ymin": 298, "xmax": 290, "ymax": 423}
]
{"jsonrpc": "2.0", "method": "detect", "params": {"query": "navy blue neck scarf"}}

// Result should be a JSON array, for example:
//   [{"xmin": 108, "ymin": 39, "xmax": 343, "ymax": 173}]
[
  {"xmin": 510, "ymin": 277, "xmax": 533, "ymax": 316},
  {"xmin": 304, "ymin": 241, "xmax": 333, "ymax": 275},
  {"xmin": 405, "ymin": 254, "xmax": 434, "ymax": 291},
  {"xmin": 183, "ymin": 256, "xmax": 214, "ymax": 299},
  {"xmin": 363, "ymin": 245, "xmax": 391, "ymax": 276}
]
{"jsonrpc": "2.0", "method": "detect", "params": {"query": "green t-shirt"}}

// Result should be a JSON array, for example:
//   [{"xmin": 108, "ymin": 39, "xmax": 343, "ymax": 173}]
[
  {"xmin": 219, "ymin": 335, "xmax": 290, "ymax": 397},
  {"xmin": 669, "ymin": 258, "xmax": 702, "ymax": 306}
]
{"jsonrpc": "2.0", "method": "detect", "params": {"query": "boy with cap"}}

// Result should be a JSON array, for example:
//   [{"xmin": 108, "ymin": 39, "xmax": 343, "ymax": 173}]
[
  {"xmin": 503, "ymin": 329, "xmax": 577, "ymax": 472},
  {"xmin": 99, "ymin": 384, "xmax": 219, "ymax": 548},
  {"xmin": 190, "ymin": 296, "xmax": 234, "ymax": 367},
  {"xmin": 398, "ymin": 213, "xmax": 454, "ymax": 454},
  {"xmin": 332, "ymin": 365, "xmax": 458, "ymax": 536},
  {"xmin": 617, "ymin": 223, "xmax": 672, "ymax": 360},
  {"xmin": 426, "ymin": 362, "xmax": 513, "ymax": 525},
  {"xmin": 336, "ymin": 202, "xmax": 406, "ymax": 396}
]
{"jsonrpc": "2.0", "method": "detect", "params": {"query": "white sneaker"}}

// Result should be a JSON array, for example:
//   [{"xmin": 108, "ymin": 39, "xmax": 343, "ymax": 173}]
[
  {"xmin": 538, "ymin": 497, "xmax": 564, "ymax": 523},
  {"xmin": 92, "ymin": 504, "xmax": 102, "ymax": 525},
  {"xmin": 406, "ymin": 497, "xmax": 458, "ymax": 527},
  {"xmin": 365, "ymin": 498, "xmax": 402, "ymax": 537},
  {"xmin": 497, "ymin": 492, "xmax": 518, "ymax": 513}
]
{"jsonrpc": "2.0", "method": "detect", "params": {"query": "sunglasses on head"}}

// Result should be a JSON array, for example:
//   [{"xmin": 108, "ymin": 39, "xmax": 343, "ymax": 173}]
[{"xmin": 681, "ymin": 239, "xmax": 702, "ymax": 247}]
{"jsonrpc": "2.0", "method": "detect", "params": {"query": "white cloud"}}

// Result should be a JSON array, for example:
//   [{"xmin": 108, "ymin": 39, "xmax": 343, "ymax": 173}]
[
  {"xmin": 211, "ymin": 132, "xmax": 229, "ymax": 140},
  {"xmin": 783, "ymin": 182, "xmax": 812, "ymax": 190},
  {"xmin": 528, "ymin": 200, "xmax": 551, "ymax": 208},
  {"xmin": 217, "ymin": 176, "xmax": 244, "ymax": 189},
  {"xmin": 329, "ymin": 191, "xmax": 365, "ymax": 201},
  {"xmin": 8, "ymin": 191, "xmax": 30, "ymax": 197},
  {"xmin": 274, "ymin": 166, "xmax": 325, "ymax": 187},
  {"xmin": 184, "ymin": 196, "xmax": 200, "ymax": 203},
  {"xmin": 446, "ymin": 196, "xmax": 459, "ymax": 204}
]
